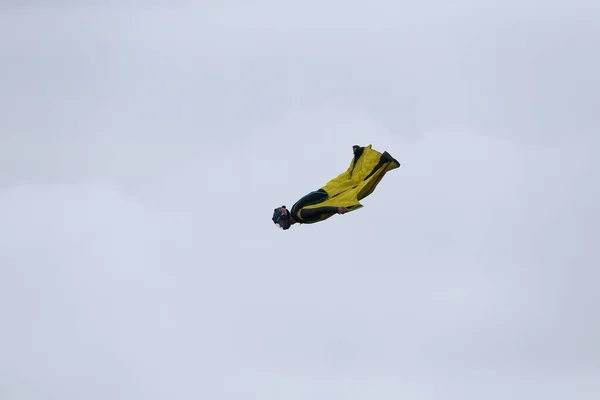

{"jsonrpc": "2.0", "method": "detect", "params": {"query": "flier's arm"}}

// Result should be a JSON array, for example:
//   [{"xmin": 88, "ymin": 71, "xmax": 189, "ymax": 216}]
[{"xmin": 300, "ymin": 206, "xmax": 347, "ymax": 220}]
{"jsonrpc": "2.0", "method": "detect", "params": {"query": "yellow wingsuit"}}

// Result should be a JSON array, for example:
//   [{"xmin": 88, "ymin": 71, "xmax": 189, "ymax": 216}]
[{"xmin": 290, "ymin": 144, "xmax": 400, "ymax": 224}]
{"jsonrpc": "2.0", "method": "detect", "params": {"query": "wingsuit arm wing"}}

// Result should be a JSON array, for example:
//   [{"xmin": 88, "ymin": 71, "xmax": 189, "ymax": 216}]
[{"xmin": 300, "ymin": 206, "xmax": 340, "ymax": 220}]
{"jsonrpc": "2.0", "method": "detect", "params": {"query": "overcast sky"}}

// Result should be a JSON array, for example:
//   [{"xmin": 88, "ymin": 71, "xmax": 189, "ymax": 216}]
[{"xmin": 1, "ymin": 1, "xmax": 599, "ymax": 399}]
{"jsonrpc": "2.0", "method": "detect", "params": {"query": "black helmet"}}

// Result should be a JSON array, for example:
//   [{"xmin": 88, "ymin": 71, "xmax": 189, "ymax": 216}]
[{"xmin": 272, "ymin": 206, "xmax": 290, "ymax": 228}]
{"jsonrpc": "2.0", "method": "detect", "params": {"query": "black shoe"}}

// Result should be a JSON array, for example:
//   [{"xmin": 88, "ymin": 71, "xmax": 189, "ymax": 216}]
[
  {"xmin": 382, "ymin": 151, "xmax": 400, "ymax": 167},
  {"xmin": 352, "ymin": 145, "xmax": 365, "ymax": 160},
  {"xmin": 353, "ymin": 145, "xmax": 364, "ymax": 155}
]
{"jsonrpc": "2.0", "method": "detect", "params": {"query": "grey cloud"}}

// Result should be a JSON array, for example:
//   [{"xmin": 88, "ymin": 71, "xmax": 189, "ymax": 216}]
[
  {"xmin": 2, "ymin": 1, "xmax": 599, "ymax": 187},
  {"xmin": 1, "ymin": 2, "xmax": 599, "ymax": 399}
]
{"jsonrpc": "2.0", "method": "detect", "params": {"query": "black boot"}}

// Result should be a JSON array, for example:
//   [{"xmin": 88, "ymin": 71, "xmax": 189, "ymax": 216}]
[
  {"xmin": 352, "ymin": 145, "xmax": 365, "ymax": 159},
  {"xmin": 381, "ymin": 151, "xmax": 401, "ymax": 167}
]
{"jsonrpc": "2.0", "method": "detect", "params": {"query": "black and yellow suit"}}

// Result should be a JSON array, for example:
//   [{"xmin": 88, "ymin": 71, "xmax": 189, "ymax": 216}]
[{"xmin": 290, "ymin": 145, "xmax": 400, "ymax": 224}]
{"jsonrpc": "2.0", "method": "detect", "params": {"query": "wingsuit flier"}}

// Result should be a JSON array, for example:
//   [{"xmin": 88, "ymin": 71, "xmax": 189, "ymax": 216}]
[{"xmin": 272, "ymin": 144, "xmax": 400, "ymax": 230}]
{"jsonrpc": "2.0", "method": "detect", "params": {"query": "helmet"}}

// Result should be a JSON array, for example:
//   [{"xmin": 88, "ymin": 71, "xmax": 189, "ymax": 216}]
[{"xmin": 272, "ymin": 206, "xmax": 290, "ymax": 229}]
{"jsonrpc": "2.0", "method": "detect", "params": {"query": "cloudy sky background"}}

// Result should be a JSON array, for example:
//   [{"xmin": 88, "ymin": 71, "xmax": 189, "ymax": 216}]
[{"xmin": 1, "ymin": 1, "xmax": 599, "ymax": 399}]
